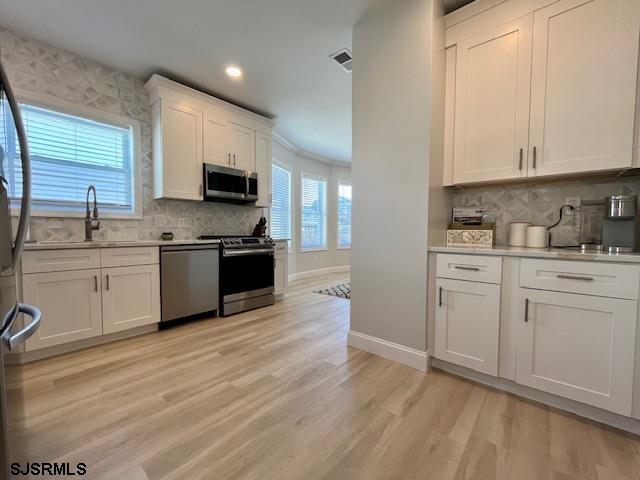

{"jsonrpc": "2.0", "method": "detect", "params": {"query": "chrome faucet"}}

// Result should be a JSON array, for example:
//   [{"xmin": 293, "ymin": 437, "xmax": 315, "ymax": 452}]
[{"xmin": 85, "ymin": 185, "xmax": 100, "ymax": 241}]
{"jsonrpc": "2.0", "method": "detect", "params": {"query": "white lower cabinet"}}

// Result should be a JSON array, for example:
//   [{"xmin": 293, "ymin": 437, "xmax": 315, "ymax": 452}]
[
  {"xmin": 516, "ymin": 289, "xmax": 636, "ymax": 416},
  {"xmin": 274, "ymin": 241, "xmax": 289, "ymax": 296},
  {"xmin": 21, "ymin": 247, "xmax": 161, "ymax": 352},
  {"xmin": 102, "ymin": 265, "xmax": 160, "ymax": 334},
  {"xmin": 22, "ymin": 269, "xmax": 103, "ymax": 350},
  {"xmin": 434, "ymin": 278, "xmax": 500, "ymax": 376}
]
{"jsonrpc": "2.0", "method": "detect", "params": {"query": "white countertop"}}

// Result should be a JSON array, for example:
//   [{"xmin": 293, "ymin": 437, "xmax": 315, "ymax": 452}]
[
  {"xmin": 23, "ymin": 239, "xmax": 221, "ymax": 250},
  {"xmin": 428, "ymin": 245, "xmax": 640, "ymax": 264}
]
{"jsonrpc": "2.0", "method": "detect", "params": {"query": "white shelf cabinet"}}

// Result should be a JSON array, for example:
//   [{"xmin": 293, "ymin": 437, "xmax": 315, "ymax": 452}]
[
  {"xmin": 102, "ymin": 264, "xmax": 161, "ymax": 334},
  {"xmin": 451, "ymin": 14, "xmax": 532, "ymax": 184},
  {"xmin": 203, "ymin": 113, "xmax": 231, "ymax": 167},
  {"xmin": 430, "ymin": 251, "xmax": 640, "ymax": 420},
  {"xmin": 516, "ymin": 289, "xmax": 636, "ymax": 416},
  {"xmin": 228, "ymin": 122, "xmax": 256, "ymax": 171},
  {"xmin": 274, "ymin": 240, "xmax": 289, "ymax": 296},
  {"xmin": 434, "ymin": 277, "xmax": 501, "ymax": 376},
  {"xmin": 22, "ymin": 269, "xmax": 103, "ymax": 350},
  {"xmin": 21, "ymin": 247, "xmax": 161, "ymax": 351},
  {"xmin": 146, "ymin": 75, "xmax": 273, "ymax": 203},
  {"xmin": 528, "ymin": 0, "xmax": 639, "ymax": 177},
  {"xmin": 255, "ymin": 132, "xmax": 272, "ymax": 207},
  {"xmin": 152, "ymin": 99, "xmax": 203, "ymax": 200},
  {"xmin": 445, "ymin": 0, "xmax": 640, "ymax": 185}
]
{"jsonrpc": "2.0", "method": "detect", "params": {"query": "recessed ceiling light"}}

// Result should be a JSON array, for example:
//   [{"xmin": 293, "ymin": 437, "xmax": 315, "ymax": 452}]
[{"xmin": 225, "ymin": 66, "xmax": 242, "ymax": 78}]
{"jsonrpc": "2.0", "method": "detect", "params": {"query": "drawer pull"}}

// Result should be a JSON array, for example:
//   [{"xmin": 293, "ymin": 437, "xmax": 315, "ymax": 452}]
[
  {"xmin": 454, "ymin": 266, "xmax": 480, "ymax": 272},
  {"xmin": 556, "ymin": 274, "xmax": 594, "ymax": 282},
  {"xmin": 439, "ymin": 286, "xmax": 444, "ymax": 307}
]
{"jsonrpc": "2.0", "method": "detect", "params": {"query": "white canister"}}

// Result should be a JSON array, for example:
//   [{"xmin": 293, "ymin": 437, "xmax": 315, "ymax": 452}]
[
  {"xmin": 526, "ymin": 225, "xmax": 548, "ymax": 248},
  {"xmin": 509, "ymin": 222, "xmax": 531, "ymax": 247}
]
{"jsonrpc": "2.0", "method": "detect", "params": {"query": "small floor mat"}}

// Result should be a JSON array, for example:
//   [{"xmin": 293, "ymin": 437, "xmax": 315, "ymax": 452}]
[{"xmin": 315, "ymin": 282, "xmax": 351, "ymax": 299}]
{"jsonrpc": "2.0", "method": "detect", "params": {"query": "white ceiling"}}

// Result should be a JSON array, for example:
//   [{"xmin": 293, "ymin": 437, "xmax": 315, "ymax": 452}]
[{"xmin": 0, "ymin": 0, "xmax": 389, "ymax": 164}]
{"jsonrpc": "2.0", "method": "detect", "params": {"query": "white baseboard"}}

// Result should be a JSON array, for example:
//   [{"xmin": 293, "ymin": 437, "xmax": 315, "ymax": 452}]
[
  {"xmin": 347, "ymin": 330, "xmax": 429, "ymax": 372},
  {"xmin": 16, "ymin": 324, "xmax": 158, "ymax": 364},
  {"xmin": 289, "ymin": 265, "xmax": 350, "ymax": 282},
  {"xmin": 431, "ymin": 358, "xmax": 640, "ymax": 435}
]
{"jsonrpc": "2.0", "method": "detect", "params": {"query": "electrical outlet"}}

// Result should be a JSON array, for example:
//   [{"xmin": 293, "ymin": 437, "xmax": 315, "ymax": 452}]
[{"xmin": 564, "ymin": 196, "xmax": 581, "ymax": 216}]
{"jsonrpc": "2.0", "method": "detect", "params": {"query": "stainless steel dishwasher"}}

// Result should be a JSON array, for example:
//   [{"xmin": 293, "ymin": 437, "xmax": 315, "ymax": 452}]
[{"xmin": 160, "ymin": 244, "xmax": 219, "ymax": 323}]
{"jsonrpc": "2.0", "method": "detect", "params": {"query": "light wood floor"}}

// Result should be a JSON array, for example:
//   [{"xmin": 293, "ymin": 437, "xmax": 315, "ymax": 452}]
[{"xmin": 21, "ymin": 273, "xmax": 640, "ymax": 480}]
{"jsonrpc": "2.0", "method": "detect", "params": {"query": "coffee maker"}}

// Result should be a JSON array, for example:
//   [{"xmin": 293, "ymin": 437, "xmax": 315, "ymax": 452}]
[{"xmin": 602, "ymin": 195, "xmax": 639, "ymax": 253}]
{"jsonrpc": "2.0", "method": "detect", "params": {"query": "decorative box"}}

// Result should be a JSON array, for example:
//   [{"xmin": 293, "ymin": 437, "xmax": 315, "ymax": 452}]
[{"xmin": 446, "ymin": 223, "xmax": 496, "ymax": 249}]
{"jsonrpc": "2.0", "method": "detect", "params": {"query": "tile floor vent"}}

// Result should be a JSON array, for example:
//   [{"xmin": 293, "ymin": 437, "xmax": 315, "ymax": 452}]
[{"xmin": 330, "ymin": 49, "xmax": 352, "ymax": 73}]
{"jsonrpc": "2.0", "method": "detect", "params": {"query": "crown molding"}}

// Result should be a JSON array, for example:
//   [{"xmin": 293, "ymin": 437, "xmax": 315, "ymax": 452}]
[
  {"xmin": 272, "ymin": 131, "xmax": 351, "ymax": 168},
  {"xmin": 272, "ymin": 131, "xmax": 298, "ymax": 152}
]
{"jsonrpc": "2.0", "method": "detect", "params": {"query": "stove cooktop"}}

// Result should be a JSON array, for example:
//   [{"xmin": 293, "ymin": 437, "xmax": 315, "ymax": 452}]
[{"xmin": 198, "ymin": 235, "xmax": 258, "ymax": 240}]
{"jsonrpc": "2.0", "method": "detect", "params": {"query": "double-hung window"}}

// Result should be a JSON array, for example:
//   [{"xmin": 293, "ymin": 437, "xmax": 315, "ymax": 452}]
[
  {"xmin": 337, "ymin": 182, "xmax": 352, "ymax": 249},
  {"xmin": 270, "ymin": 163, "xmax": 291, "ymax": 247},
  {"xmin": 301, "ymin": 174, "xmax": 327, "ymax": 251},
  {"xmin": 0, "ymin": 95, "xmax": 139, "ymax": 217}
]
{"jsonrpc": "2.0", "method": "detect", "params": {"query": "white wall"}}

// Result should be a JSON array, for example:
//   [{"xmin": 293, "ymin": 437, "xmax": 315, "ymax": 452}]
[
  {"xmin": 350, "ymin": 0, "xmax": 442, "ymax": 358},
  {"xmin": 272, "ymin": 139, "xmax": 351, "ymax": 276}
]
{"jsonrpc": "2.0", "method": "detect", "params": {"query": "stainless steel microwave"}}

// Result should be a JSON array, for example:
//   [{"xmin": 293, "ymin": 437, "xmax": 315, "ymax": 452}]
[{"xmin": 203, "ymin": 164, "xmax": 258, "ymax": 203}]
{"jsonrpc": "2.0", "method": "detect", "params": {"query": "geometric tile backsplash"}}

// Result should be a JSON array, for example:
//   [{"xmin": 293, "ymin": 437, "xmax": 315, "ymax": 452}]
[
  {"xmin": 452, "ymin": 174, "xmax": 640, "ymax": 246},
  {"xmin": 1, "ymin": 26, "xmax": 263, "ymax": 242}
]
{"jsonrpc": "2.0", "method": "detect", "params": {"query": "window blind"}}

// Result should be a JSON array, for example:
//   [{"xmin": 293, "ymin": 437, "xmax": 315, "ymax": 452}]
[
  {"xmin": 301, "ymin": 174, "xmax": 327, "ymax": 250},
  {"xmin": 0, "ymin": 101, "xmax": 135, "ymax": 214},
  {"xmin": 270, "ymin": 164, "xmax": 291, "ymax": 244},
  {"xmin": 338, "ymin": 182, "xmax": 352, "ymax": 248}
]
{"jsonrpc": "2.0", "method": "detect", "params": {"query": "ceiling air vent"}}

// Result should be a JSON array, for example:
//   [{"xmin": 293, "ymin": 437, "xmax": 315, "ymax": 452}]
[{"xmin": 331, "ymin": 48, "xmax": 352, "ymax": 73}]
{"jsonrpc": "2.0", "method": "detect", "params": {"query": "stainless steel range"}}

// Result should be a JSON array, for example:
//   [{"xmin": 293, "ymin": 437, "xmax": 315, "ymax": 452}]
[{"xmin": 199, "ymin": 235, "xmax": 275, "ymax": 316}]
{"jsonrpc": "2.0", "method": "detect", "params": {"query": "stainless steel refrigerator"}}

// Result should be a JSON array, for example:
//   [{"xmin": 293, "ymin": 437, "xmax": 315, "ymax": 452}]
[{"xmin": 0, "ymin": 59, "xmax": 42, "ymax": 479}]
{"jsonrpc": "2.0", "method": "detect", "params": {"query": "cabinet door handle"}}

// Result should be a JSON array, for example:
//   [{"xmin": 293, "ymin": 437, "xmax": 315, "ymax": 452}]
[
  {"xmin": 199, "ymin": 184, "xmax": 203, "ymax": 196},
  {"xmin": 524, "ymin": 298, "xmax": 529, "ymax": 323},
  {"xmin": 228, "ymin": 153, "xmax": 231, "ymax": 165},
  {"xmin": 233, "ymin": 153, "xmax": 236, "ymax": 166},
  {"xmin": 532, "ymin": 146, "xmax": 537, "ymax": 169},
  {"xmin": 518, "ymin": 148, "xmax": 523, "ymax": 170},
  {"xmin": 106, "ymin": 274, "xmax": 110, "ymax": 291},
  {"xmin": 454, "ymin": 265, "xmax": 480, "ymax": 271},
  {"xmin": 556, "ymin": 274, "xmax": 594, "ymax": 282},
  {"xmin": 439, "ymin": 286, "xmax": 444, "ymax": 307},
  {"xmin": 94, "ymin": 275, "xmax": 98, "ymax": 292}
]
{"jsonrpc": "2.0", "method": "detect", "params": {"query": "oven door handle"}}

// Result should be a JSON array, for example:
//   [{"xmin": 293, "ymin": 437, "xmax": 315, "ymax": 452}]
[{"xmin": 223, "ymin": 248, "xmax": 274, "ymax": 257}]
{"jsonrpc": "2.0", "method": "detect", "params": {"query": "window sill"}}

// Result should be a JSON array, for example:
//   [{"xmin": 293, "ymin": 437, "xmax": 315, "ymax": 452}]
[
  {"xmin": 300, "ymin": 247, "xmax": 328, "ymax": 253},
  {"xmin": 336, "ymin": 246, "xmax": 352, "ymax": 250}
]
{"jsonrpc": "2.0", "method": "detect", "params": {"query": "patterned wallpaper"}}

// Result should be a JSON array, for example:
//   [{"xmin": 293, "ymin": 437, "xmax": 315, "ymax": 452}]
[
  {"xmin": 452, "ymin": 174, "xmax": 640, "ymax": 246},
  {"xmin": 1, "ymin": 27, "xmax": 263, "ymax": 242}
]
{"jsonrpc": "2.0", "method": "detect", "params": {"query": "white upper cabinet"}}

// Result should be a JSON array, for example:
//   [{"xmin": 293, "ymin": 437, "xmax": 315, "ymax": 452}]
[
  {"xmin": 254, "ymin": 132, "xmax": 272, "ymax": 207},
  {"xmin": 528, "ymin": 0, "xmax": 640, "ymax": 177},
  {"xmin": 452, "ymin": 15, "xmax": 533, "ymax": 184},
  {"xmin": 203, "ymin": 113, "xmax": 231, "ymax": 167},
  {"xmin": 146, "ymin": 75, "xmax": 273, "ymax": 202},
  {"xmin": 153, "ymin": 100, "xmax": 203, "ymax": 200},
  {"xmin": 444, "ymin": 0, "xmax": 640, "ymax": 185},
  {"xmin": 229, "ymin": 122, "xmax": 256, "ymax": 171}
]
